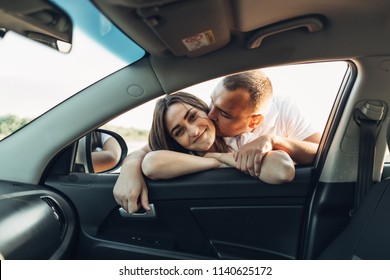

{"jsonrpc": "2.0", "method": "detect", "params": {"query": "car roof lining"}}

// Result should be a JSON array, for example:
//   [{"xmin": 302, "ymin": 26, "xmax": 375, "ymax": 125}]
[
  {"xmin": 92, "ymin": 0, "xmax": 390, "ymax": 97},
  {"xmin": 92, "ymin": 0, "xmax": 390, "ymax": 59}
]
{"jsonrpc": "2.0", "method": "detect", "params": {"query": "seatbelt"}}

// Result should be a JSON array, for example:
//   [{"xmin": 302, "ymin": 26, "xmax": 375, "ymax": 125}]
[{"xmin": 351, "ymin": 102, "xmax": 384, "ymax": 215}]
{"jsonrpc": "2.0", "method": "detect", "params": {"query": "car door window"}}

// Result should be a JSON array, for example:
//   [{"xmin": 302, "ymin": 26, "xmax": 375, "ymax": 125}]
[{"xmin": 96, "ymin": 61, "xmax": 347, "ymax": 173}]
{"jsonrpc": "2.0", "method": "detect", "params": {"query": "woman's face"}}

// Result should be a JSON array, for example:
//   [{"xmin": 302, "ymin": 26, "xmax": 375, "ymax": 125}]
[{"xmin": 165, "ymin": 102, "xmax": 216, "ymax": 152}]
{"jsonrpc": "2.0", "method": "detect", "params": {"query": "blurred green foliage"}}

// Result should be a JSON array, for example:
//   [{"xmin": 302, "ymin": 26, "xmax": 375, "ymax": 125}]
[
  {"xmin": 0, "ymin": 114, "xmax": 30, "ymax": 139},
  {"xmin": 0, "ymin": 114, "xmax": 149, "ymax": 141}
]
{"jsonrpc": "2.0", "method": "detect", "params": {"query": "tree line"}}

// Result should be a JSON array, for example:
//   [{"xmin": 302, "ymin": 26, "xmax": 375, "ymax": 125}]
[
  {"xmin": 0, "ymin": 114, "xmax": 30, "ymax": 139},
  {"xmin": 0, "ymin": 114, "xmax": 149, "ymax": 141}
]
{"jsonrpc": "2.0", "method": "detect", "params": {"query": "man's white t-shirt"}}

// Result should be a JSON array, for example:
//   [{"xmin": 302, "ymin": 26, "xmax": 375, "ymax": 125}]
[{"xmin": 224, "ymin": 95, "xmax": 318, "ymax": 151}]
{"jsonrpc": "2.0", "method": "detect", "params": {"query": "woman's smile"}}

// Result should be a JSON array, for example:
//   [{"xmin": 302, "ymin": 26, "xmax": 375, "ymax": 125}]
[{"xmin": 193, "ymin": 128, "xmax": 207, "ymax": 144}]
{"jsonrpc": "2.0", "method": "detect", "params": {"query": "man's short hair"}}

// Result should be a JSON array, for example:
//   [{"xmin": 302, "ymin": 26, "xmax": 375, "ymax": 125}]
[{"xmin": 222, "ymin": 70, "xmax": 273, "ymax": 114}]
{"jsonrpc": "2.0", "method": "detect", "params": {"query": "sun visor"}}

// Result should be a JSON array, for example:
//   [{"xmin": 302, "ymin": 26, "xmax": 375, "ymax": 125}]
[{"xmin": 135, "ymin": 0, "xmax": 231, "ymax": 57}]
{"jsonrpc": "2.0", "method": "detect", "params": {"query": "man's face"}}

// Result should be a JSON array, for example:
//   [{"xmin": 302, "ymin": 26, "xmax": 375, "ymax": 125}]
[{"xmin": 208, "ymin": 83, "xmax": 257, "ymax": 137}]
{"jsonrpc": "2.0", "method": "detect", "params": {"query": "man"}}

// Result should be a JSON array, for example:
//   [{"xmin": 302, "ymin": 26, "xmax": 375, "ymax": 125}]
[
  {"xmin": 113, "ymin": 70, "xmax": 320, "ymax": 213},
  {"xmin": 208, "ymin": 70, "xmax": 320, "ymax": 177}
]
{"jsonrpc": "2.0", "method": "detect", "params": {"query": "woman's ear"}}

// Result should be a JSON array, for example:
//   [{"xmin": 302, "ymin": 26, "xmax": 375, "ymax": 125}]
[{"xmin": 249, "ymin": 114, "xmax": 264, "ymax": 129}]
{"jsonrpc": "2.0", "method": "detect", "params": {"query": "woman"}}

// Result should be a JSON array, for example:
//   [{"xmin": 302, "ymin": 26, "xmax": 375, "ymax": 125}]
[{"xmin": 141, "ymin": 92, "xmax": 295, "ymax": 184}]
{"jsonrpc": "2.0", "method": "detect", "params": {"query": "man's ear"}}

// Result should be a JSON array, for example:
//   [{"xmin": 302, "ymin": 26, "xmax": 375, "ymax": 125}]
[{"xmin": 249, "ymin": 114, "xmax": 264, "ymax": 129}]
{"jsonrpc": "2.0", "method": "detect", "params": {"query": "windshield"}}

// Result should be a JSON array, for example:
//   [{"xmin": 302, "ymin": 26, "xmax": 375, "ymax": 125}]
[{"xmin": 0, "ymin": 0, "xmax": 145, "ymax": 140}]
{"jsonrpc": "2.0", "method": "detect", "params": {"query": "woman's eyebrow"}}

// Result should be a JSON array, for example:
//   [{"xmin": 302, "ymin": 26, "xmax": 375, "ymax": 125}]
[
  {"xmin": 183, "ymin": 107, "xmax": 194, "ymax": 120},
  {"xmin": 170, "ymin": 107, "xmax": 194, "ymax": 135}
]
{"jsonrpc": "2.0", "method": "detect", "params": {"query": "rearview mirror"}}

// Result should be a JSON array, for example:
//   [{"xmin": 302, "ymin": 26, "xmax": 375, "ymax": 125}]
[{"xmin": 0, "ymin": 0, "xmax": 72, "ymax": 53}]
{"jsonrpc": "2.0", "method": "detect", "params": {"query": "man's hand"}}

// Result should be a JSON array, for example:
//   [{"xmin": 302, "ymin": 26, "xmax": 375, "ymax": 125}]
[
  {"xmin": 235, "ymin": 132, "xmax": 321, "ymax": 176},
  {"xmin": 235, "ymin": 135, "xmax": 273, "ymax": 177}
]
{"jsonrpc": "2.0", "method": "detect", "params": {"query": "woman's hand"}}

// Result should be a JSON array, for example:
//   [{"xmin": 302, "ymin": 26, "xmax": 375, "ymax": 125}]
[
  {"xmin": 203, "ymin": 152, "xmax": 235, "ymax": 168},
  {"xmin": 113, "ymin": 146, "xmax": 151, "ymax": 213}
]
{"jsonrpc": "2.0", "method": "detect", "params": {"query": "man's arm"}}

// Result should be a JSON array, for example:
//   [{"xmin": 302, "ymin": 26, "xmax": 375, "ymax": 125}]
[
  {"xmin": 235, "ymin": 132, "xmax": 320, "ymax": 177},
  {"xmin": 113, "ymin": 145, "xmax": 151, "ymax": 213},
  {"xmin": 206, "ymin": 150, "xmax": 295, "ymax": 184},
  {"xmin": 303, "ymin": 132, "xmax": 322, "ymax": 144},
  {"xmin": 272, "ymin": 132, "xmax": 321, "ymax": 164}
]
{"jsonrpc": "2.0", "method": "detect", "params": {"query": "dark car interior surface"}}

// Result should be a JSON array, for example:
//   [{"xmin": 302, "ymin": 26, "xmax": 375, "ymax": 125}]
[{"xmin": 1, "ymin": 0, "xmax": 390, "ymax": 261}]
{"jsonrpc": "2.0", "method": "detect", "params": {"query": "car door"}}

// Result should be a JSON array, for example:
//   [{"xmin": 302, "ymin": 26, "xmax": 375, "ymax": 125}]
[
  {"xmin": 42, "ymin": 63, "xmax": 353, "ymax": 260},
  {"xmin": 45, "ymin": 164, "xmax": 312, "ymax": 260}
]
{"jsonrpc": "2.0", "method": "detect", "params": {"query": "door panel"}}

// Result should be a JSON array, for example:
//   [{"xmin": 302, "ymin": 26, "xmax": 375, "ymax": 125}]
[
  {"xmin": 45, "ymin": 167, "xmax": 314, "ymax": 259},
  {"xmin": 192, "ymin": 205, "xmax": 304, "ymax": 259}
]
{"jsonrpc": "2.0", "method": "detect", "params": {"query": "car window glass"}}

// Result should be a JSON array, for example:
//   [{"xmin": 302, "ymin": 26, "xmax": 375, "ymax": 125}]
[
  {"xmin": 103, "ymin": 61, "xmax": 348, "ymax": 165},
  {"xmin": 0, "ymin": 0, "xmax": 145, "ymax": 141},
  {"xmin": 384, "ymin": 149, "xmax": 390, "ymax": 163}
]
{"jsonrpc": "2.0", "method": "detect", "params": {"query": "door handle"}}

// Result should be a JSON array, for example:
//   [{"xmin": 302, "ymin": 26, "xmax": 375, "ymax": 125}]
[{"xmin": 119, "ymin": 204, "xmax": 156, "ymax": 219}]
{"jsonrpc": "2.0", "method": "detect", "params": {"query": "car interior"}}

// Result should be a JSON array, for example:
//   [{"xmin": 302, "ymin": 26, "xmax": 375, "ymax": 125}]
[{"xmin": 1, "ymin": 0, "xmax": 390, "ymax": 260}]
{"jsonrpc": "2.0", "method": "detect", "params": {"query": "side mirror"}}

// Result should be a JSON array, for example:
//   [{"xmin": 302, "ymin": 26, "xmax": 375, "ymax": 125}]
[{"xmin": 75, "ymin": 129, "xmax": 128, "ymax": 173}]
